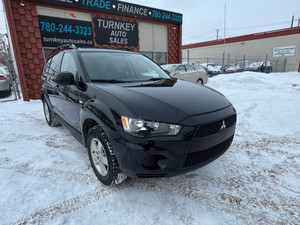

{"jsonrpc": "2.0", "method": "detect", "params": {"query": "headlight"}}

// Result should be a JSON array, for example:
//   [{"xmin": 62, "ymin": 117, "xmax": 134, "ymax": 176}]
[{"xmin": 121, "ymin": 116, "xmax": 181, "ymax": 137}]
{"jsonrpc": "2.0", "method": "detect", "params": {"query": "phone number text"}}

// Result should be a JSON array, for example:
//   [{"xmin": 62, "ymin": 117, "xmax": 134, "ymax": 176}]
[
  {"xmin": 151, "ymin": 10, "xmax": 182, "ymax": 23},
  {"xmin": 39, "ymin": 22, "xmax": 92, "ymax": 36}
]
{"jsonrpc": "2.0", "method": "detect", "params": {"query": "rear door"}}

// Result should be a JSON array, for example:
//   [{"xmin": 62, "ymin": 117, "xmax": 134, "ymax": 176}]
[{"xmin": 185, "ymin": 65, "xmax": 199, "ymax": 83}]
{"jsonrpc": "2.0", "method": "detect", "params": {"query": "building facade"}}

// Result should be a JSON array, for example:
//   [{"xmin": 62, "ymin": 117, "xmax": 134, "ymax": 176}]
[
  {"xmin": 182, "ymin": 27, "xmax": 300, "ymax": 73},
  {"xmin": 3, "ymin": 0, "xmax": 182, "ymax": 101}
]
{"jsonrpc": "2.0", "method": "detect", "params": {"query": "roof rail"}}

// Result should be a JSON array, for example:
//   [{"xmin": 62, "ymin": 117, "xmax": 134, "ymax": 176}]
[
  {"xmin": 50, "ymin": 44, "xmax": 77, "ymax": 54},
  {"xmin": 112, "ymin": 47, "xmax": 135, "ymax": 52}
]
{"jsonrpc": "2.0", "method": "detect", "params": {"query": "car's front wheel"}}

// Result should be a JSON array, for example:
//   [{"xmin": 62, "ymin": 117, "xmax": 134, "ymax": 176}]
[{"xmin": 87, "ymin": 126, "xmax": 126, "ymax": 186}]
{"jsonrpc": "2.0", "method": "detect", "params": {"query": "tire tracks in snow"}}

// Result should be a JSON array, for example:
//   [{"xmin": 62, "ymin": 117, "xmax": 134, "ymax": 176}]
[
  {"xmin": 13, "ymin": 185, "xmax": 115, "ymax": 225},
  {"xmin": 123, "ymin": 174, "xmax": 299, "ymax": 224},
  {"xmin": 0, "ymin": 133, "xmax": 84, "ymax": 153},
  {"xmin": 0, "ymin": 157, "xmax": 98, "ymax": 185}
]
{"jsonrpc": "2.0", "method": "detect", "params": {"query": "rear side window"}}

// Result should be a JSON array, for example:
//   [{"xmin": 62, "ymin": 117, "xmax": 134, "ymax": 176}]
[
  {"xmin": 48, "ymin": 52, "xmax": 63, "ymax": 75},
  {"xmin": 186, "ymin": 65, "xmax": 196, "ymax": 72},
  {"xmin": 176, "ymin": 65, "xmax": 186, "ymax": 72}
]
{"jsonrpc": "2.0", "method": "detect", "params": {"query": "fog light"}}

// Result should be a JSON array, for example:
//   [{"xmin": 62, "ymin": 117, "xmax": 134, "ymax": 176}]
[
  {"xmin": 142, "ymin": 155, "xmax": 156, "ymax": 169},
  {"xmin": 141, "ymin": 155, "xmax": 167, "ymax": 170}
]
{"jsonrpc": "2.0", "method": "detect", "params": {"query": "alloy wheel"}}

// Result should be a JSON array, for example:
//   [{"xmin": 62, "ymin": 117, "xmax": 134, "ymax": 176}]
[{"xmin": 90, "ymin": 138, "xmax": 109, "ymax": 176}]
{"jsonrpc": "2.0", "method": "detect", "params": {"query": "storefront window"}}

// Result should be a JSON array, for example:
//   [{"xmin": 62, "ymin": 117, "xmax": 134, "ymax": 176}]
[
  {"xmin": 140, "ymin": 51, "xmax": 167, "ymax": 65},
  {"xmin": 154, "ymin": 52, "xmax": 167, "ymax": 65}
]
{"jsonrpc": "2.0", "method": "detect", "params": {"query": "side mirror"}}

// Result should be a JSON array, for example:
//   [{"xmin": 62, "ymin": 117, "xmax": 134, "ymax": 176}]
[{"xmin": 55, "ymin": 72, "xmax": 74, "ymax": 86}]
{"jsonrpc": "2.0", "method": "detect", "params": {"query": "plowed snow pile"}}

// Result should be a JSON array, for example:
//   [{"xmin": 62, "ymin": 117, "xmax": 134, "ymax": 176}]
[{"xmin": 0, "ymin": 72, "xmax": 299, "ymax": 225}]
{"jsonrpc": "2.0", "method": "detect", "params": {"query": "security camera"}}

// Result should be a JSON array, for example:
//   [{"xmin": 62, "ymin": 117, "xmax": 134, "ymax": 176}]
[{"xmin": 20, "ymin": 1, "xmax": 26, "ymax": 7}]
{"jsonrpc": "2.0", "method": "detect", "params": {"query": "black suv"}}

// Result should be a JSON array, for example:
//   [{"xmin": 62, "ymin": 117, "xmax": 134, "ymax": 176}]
[{"xmin": 41, "ymin": 44, "xmax": 236, "ymax": 185}]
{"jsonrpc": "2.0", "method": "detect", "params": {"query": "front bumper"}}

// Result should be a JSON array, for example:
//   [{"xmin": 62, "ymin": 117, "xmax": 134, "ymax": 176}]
[{"xmin": 111, "ymin": 106, "xmax": 236, "ymax": 178}]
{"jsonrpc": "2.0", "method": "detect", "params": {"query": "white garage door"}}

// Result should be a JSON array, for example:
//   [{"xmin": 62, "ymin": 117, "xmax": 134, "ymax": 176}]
[{"xmin": 139, "ymin": 22, "xmax": 168, "ymax": 65}]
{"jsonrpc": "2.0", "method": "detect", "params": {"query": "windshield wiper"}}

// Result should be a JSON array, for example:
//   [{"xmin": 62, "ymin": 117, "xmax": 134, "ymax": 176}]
[
  {"xmin": 145, "ymin": 78, "xmax": 169, "ymax": 81},
  {"xmin": 91, "ymin": 79, "xmax": 128, "ymax": 83}
]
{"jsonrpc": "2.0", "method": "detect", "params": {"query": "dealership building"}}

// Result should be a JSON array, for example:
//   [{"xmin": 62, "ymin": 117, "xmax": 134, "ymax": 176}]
[
  {"xmin": 182, "ymin": 27, "xmax": 300, "ymax": 73},
  {"xmin": 3, "ymin": 0, "xmax": 182, "ymax": 101}
]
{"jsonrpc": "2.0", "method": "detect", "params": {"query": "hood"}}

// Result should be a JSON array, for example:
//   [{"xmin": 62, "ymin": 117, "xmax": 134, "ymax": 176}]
[{"xmin": 94, "ymin": 80, "xmax": 231, "ymax": 124}]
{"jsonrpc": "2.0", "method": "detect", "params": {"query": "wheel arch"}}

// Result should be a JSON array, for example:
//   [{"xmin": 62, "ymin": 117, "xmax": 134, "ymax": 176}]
[
  {"xmin": 82, "ymin": 118, "xmax": 100, "ymax": 147},
  {"xmin": 196, "ymin": 78, "xmax": 203, "ymax": 85}
]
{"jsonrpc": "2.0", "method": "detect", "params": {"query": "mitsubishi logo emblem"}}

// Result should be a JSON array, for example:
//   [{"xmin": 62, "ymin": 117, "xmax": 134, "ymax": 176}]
[{"xmin": 220, "ymin": 120, "xmax": 226, "ymax": 130}]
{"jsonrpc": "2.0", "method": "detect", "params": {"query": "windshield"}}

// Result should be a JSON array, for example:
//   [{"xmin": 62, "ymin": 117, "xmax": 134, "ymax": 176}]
[{"xmin": 80, "ymin": 52, "xmax": 171, "ymax": 82}]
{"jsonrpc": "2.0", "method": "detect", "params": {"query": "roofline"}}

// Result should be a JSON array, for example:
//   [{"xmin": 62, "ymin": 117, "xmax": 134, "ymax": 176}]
[{"xmin": 182, "ymin": 26, "xmax": 300, "ymax": 49}]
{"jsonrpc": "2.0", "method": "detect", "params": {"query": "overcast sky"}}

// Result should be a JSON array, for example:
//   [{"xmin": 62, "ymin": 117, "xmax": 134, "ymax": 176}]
[{"xmin": 1, "ymin": 0, "xmax": 300, "ymax": 45}]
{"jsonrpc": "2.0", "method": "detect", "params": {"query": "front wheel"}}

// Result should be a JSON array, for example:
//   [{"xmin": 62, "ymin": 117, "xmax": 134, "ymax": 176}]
[{"xmin": 87, "ymin": 126, "xmax": 126, "ymax": 186}]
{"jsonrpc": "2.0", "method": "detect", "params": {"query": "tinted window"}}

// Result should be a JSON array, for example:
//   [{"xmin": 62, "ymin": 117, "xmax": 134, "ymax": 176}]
[
  {"xmin": 61, "ymin": 53, "xmax": 77, "ymax": 75},
  {"xmin": 48, "ymin": 52, "xmax": 63, "ymax": 75}
]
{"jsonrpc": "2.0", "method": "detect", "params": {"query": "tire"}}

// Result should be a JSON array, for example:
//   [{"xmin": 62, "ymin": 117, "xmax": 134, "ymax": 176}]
[
  {"xmin": 87, "ymin": 126, "xmax": 126, "ymax": 186},
  {"xmin": 42, "ymin": 98, "xmax": 60, "ymax": 127},
  {"xmin": 196, "ymin": 79, "xmax": 203, "ymax": 85}
]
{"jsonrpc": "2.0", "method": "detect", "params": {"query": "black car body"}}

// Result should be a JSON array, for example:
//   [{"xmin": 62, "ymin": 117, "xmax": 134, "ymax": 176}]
[{"xmin": 41, "ymin": 45, "xmax": 236, "ymax": 185}]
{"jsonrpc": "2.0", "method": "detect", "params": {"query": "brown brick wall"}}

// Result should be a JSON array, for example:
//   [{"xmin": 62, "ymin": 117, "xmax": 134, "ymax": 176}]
[
  {"xmin": 5, "ymin": 0, "xmax": 181, "ymax": 100},
  {"xmin": 11, "ymin": 1, "xmax": 44, "ymax": 100},
  {"xmin": 168, "ymin": 25, "xmax": 181, "ymax": 64}
]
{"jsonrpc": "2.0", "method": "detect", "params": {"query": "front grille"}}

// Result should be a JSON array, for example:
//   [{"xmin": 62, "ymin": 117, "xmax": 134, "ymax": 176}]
[
  {"xmin": 195, "ymin": 114, "xmax": 236, "ymax": 138},
  {"xmin": 183, "ymin": 136, "xmax": 233, "ymax": 168}
]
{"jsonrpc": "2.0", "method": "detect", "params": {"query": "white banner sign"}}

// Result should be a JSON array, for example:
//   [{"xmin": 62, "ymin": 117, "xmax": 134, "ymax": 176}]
[{"xmin": 273, "ymin": 46, "xmax": 296, "ymax": 57}]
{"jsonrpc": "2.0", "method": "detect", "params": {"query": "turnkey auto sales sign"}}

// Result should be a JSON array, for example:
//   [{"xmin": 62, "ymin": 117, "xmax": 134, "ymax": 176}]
[{"xmin": 94, "ymin": 17, "xmax": 138, "ymax": 46}]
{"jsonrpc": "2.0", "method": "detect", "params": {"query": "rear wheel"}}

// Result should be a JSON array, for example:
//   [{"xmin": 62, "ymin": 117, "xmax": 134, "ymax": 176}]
[
  {"xmin": 196, "ymin": 79, "xmax": 203, "ymax": 85},
  {"xmin": 87, "ymin": 126, "xmax": 126, "ymax": 186},
  {"xmin": 43, "ymin": 98, "xmax": 60, "ymax": 127}
]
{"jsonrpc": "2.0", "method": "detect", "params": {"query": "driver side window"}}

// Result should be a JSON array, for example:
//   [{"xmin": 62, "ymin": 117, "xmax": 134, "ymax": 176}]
[{"xmin": 60, "ymin": 53, "xmax": 78, "ymax": 76}]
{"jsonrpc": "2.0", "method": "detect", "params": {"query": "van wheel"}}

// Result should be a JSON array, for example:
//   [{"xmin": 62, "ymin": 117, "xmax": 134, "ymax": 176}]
[
  {"xmin": 43, "ymin": 98, "xmax": 60, "ymax": 127},
  {"xmin": 87, "ymin": 126, "xmax": 126, "ymax": 186}
]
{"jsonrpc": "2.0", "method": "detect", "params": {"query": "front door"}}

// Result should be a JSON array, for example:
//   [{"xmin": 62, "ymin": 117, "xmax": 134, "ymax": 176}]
[
  {"xmin": 57, "ymin": 52, "xmax": 81, "ymax": 131},
  {"xmin": 172, "ymin": 65, "xmax": 187, "ymax": 80}
]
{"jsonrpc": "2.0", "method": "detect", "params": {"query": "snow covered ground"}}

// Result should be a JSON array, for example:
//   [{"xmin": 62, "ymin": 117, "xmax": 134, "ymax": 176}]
[{"xmin": 0, "ymin": 72, "xmax": 299, "ymax": 225}]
